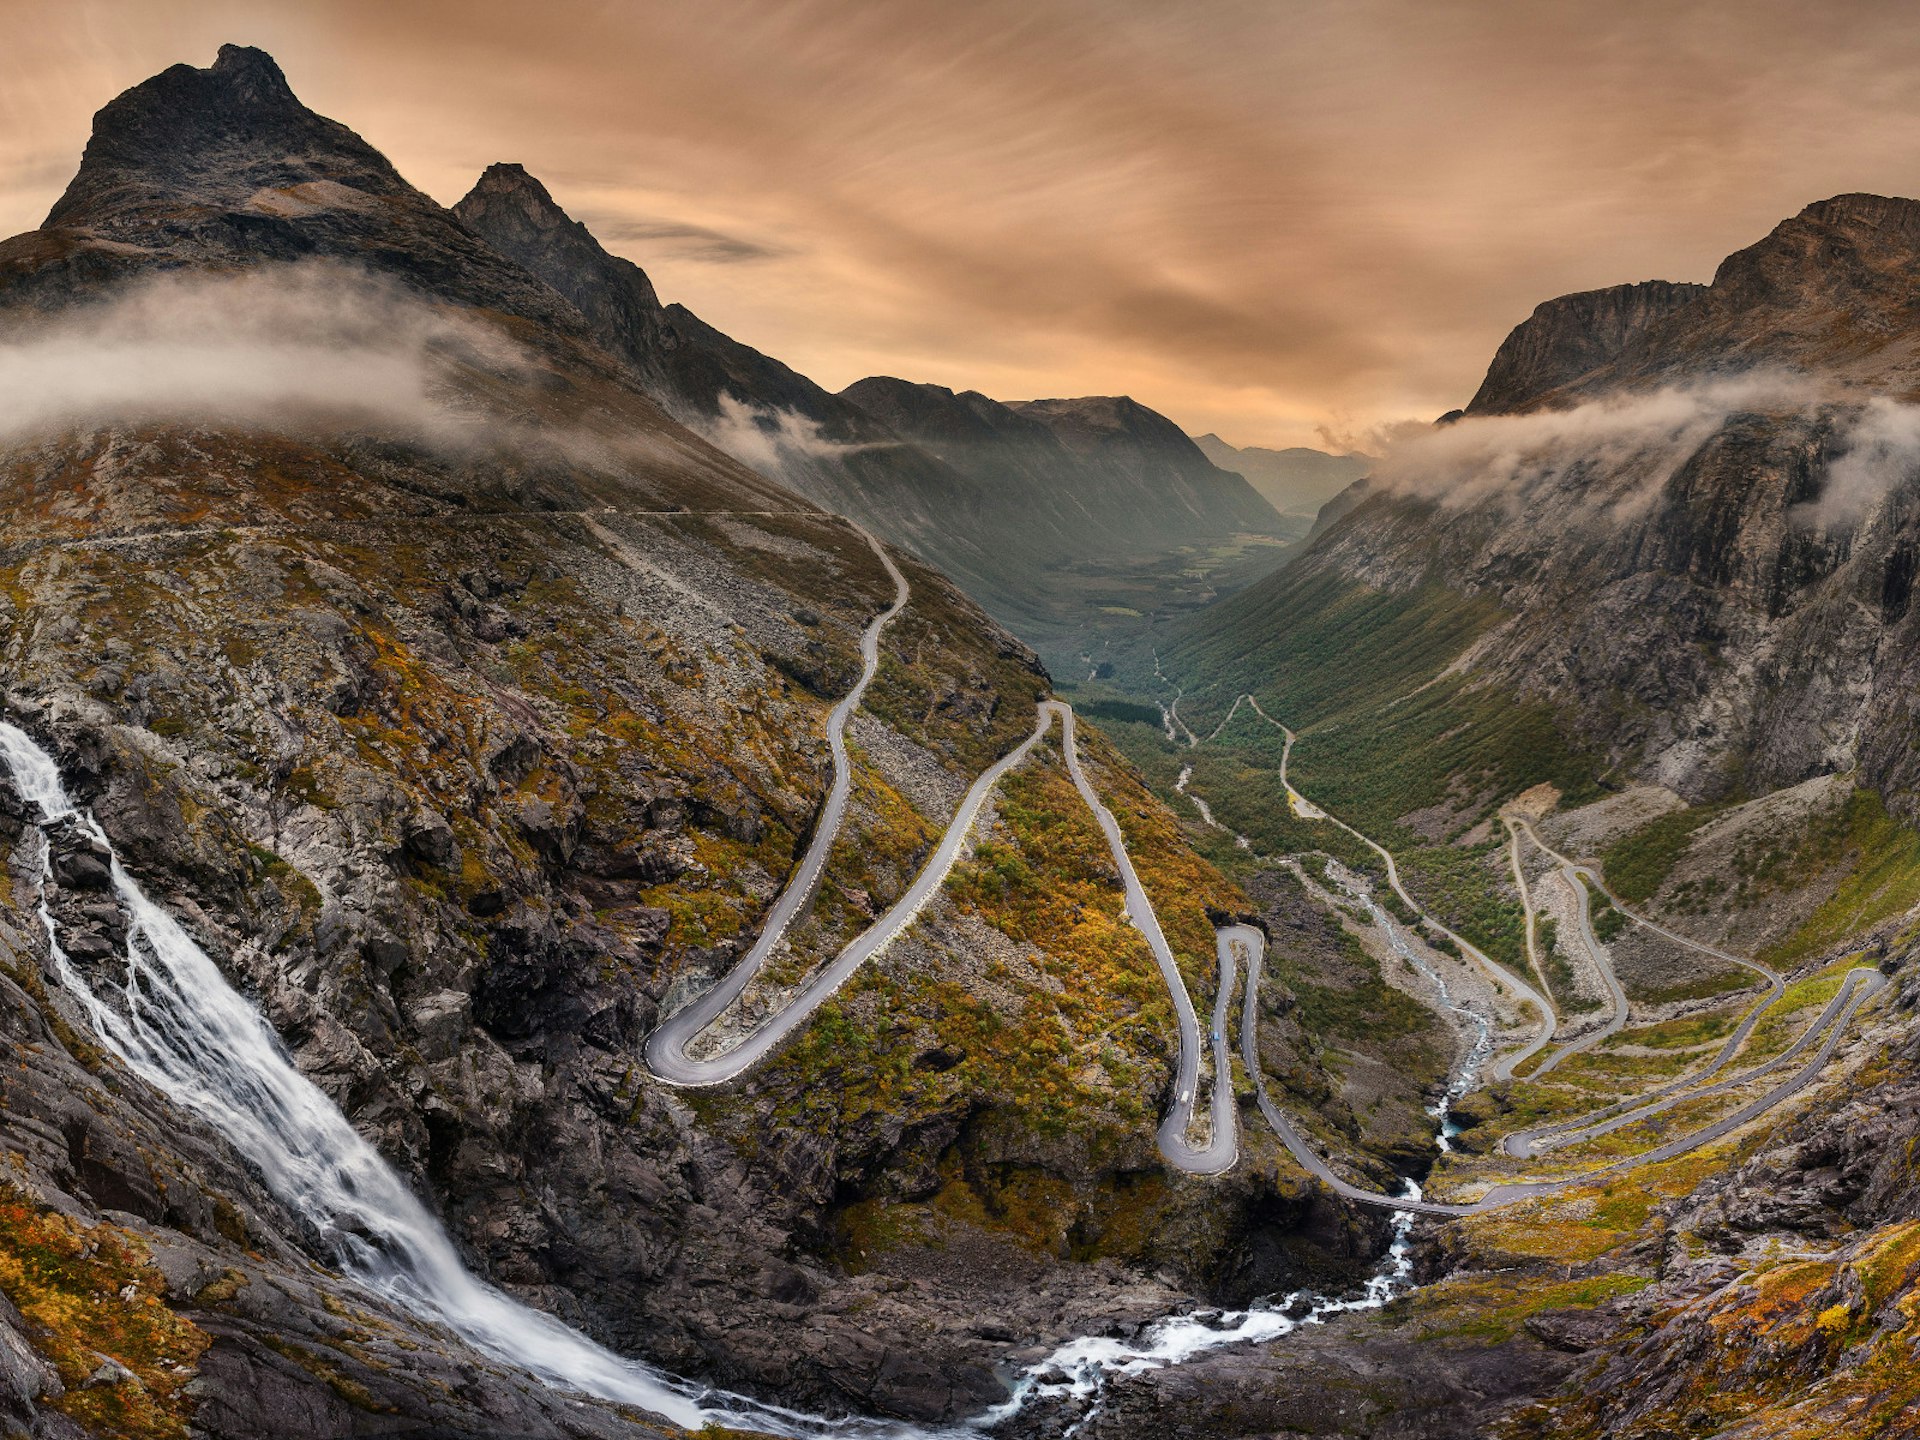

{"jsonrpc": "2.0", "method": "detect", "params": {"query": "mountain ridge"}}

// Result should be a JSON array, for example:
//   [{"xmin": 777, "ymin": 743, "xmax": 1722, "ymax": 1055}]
[
  {"xmin": 1189, "ymin": 432, "xmax": 1374, "ymax": 521},
  {"xmin": 0, "ymin": 43, "xmax": 1402, "ymax": 1439}
]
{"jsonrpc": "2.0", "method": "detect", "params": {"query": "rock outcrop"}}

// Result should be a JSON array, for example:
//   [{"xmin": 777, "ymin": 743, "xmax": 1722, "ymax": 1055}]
[
  {"xmin": 0, "ymin": 43, "xmax": 1365, "ymax": 1437},
  {"xmin": 1464, "ymin": 279, "xmax": 1708, "ymax": 414}
]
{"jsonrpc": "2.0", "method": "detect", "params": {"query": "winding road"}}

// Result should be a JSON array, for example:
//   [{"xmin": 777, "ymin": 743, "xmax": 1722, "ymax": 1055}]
[
  {"xmin": 1517, "ymin": 832, "xmax": 1631, "ymax": 1078},
  {"xmin": 644, "ymin": 562, "xmax": 1886, "ymax": 1208},
  {"xmin": 1173, "ymin": 693, "xmax": 1886, "ymax": 1211},
  {"xmin": 1255, "ymin": 700, "xmax": 1558, "ymax": 1082},
  {"xmin": 644, "ymin": 542, "xmax": 1235, "ymax": 1171}
]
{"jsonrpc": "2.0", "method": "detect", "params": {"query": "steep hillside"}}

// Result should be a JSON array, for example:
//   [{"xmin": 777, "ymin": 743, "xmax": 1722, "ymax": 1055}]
[
  {"xmin": 1163, "ymin": 192, "xmax": 1920, "ymax": 826},
  {"xmin": 835, "ymin": 377, "xmax": 1289, "ymax": 667},
  {"xmin": 453, "ymin": 168, "xmax": 1288, "ymax": 673},
  {"xmin": 0, "ymin": 45, "xmax": 1377, "ymax": 1437}
]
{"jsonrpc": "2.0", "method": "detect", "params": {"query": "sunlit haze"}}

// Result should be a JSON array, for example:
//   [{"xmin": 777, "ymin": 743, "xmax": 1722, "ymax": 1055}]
[{"xmin": 9, "ymin": 0, "xmax": 1920, "ymax": 445}]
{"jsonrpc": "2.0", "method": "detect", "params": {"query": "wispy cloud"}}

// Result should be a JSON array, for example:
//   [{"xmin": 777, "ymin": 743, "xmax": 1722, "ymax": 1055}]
[
  {"xmin": 1811, "ymin": 395, "xmax": 1920, "ymax": 529},
  {"xmin": 1370, "ymin": 373, "xmax": 1843, "ymax": 520},
  {"xmin": 586, "ymin": 214, "xmax": 788, "ymax": 265},
  {"xmin": 696, "ymin": 391, "xmax": 896, "ymax": 476}
]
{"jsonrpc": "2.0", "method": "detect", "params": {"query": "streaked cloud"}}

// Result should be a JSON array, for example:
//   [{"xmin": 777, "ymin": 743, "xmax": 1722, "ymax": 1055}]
[
  {"xmin": 5, "ymin": 0, "xmax": 1920, "ymax": 447},
  {"xmin": 580, "ymin": 214, "xmax": 788, "ymax": 265}
]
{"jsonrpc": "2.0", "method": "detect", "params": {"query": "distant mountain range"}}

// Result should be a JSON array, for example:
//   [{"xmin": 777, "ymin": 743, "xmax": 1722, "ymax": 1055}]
[
  {"xmin": 454, "ymin": 165, "xmax": 1287, "ymax": 656},
  {"xmin": 1189, "ymin": 433, "xmax": 1374, "ymax": 523}
]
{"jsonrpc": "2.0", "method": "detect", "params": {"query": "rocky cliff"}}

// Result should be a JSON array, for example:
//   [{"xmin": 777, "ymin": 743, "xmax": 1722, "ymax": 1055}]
[
  {"xmin": 1464, "ymin": 279, "xmax": 1709, "ymax": 414},
  {"xmin": 0, "ymin": 44, "xmax": 1377, "ymax": 1439}
]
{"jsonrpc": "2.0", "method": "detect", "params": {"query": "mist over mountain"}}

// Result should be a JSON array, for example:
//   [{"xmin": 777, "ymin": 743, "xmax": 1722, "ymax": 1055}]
[
  {"xmin": 454, "ymin": 164, "xmax": 1288, "ymax": 670},
  {"xmin": 839, "ymin": 377, "xmax": 1281, "ymax": 552}
]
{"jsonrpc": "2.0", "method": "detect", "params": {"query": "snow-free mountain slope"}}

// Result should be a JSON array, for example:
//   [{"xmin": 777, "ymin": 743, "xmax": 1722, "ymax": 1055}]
[{"xmin": 0, "ymin": 44, "xmax": 1401, "ymax": 1436}]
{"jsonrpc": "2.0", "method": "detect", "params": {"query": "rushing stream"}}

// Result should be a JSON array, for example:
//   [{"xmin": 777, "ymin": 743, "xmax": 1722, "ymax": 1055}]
[
  {"xmin": 0, "ymin": 718, "xmax": 1431, "ymax": 1437},
  {"xmin": 0, "ymin": 720, "xmax": 921, "ymax": 1439},
  {"xmin": 983, "ymin": 1197, "xmax": 1417, "ymax": 1433},
  {"xmin": 1324, "ymin": 860, "xmax": 1495, "ymax": 1151}
]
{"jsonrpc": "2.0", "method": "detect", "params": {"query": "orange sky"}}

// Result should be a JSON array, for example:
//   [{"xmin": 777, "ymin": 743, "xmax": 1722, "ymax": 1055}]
[{"xmin": 7, "ymin": 0, "xmax": 1920, "ymax": 448}]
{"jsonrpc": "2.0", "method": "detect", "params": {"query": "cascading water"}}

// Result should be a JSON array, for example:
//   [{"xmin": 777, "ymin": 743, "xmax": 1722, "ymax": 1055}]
[
  {"xmin": 0, "ymin": 720, "xmax": 930, "ymax": 1440},
  {"xmin": 1325, "ymin": 860, "xmax": 1494, "ymax": 1152},
  {"xmin": 0, "ymin": 716, "xmax": 1438, "ymax": 1438},
  {"xmin": 983, "ymin": 1192, "xmax": 1419, "ymax": 1433}
]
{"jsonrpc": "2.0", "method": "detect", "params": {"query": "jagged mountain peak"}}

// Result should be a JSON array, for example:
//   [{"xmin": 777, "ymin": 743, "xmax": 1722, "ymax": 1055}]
[
  {"xmin": 460, "ymin": 161, "xmax": 597, "ymax": 244},
  {"xmin": 8, "ymin": 46, "xmax": 579, "ymax": 333},
  {"xmin": 203, "ymin": 41, "xmax": 298, "ymax": 99},
  {"xmin": 46, "ymin": 42, "xmax": 406, "ymax": 231},
  {"xmin": 1465, "ymin": 190, "xmax": 1920, "ymax": 415},
  {"xmin": 1465, "ymin": 279, "xmax": 1709, "ymax": 415},
  {"xmin": 454, "ymin": 161, "xmax": 665, "ymax": 313},
  {"xmin": 1707, "ymin": 189, "xmax": 1920, "ymax": 311}
]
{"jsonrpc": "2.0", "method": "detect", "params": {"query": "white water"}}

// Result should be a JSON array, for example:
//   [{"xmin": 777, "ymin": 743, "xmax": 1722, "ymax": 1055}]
[
  {"xmin": 1325, "ymin": 860, "xmax": 1493, "ymax": 1152},
  {"xmin": 1174, "ymin": 764, "xmax": 1217, "ymax": 828},
  {"xmin": 983, "ymin": 1193, "xmax": 1418, "ymax": 1431},
  {"xmin": 0, "ymin": 716, "xmax": 1434, "ymax": 1437},
  {"xmin": 0, "ymin": 720, "xmax": 931, "ymax": 1440},
  {"xmin": 1174, "ymin": 764, "xmax": 1250, "ymax": 849}
]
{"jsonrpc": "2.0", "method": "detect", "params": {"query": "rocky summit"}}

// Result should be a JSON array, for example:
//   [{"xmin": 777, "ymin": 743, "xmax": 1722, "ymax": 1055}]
[
  {"xmin": 0, "ymin": 44, "xmax": 1396, "ymax": 1440},
  {"xmin": 7, "ymin": 35, "xmax": 1920, "ymax": 1440}
]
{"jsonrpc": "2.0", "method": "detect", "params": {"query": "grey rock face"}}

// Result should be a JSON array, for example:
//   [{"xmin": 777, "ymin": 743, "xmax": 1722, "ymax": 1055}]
[
  {"xmin": 1464, "ymin": 279, "xmax": 1709, "ymax": 415},
  {"xmin": 0, "ymin": 42, "xmax": 1364, "ymax": 1439}
]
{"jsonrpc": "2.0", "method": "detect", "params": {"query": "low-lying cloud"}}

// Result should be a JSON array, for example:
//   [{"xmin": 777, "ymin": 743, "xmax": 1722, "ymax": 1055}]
[
  {"xmin": 698, "ymin": 391, "xmax": 895, "ymax": 476},
  {"xmin": 0, "ymin": 263, "xmax": 533, "ymax": 451},
  {"xmin": 1371, "ymin": 374, "xmax": 1827, "ymax": 515},
  {"xmin": 1814, "ymin": 395, "xmax": 1920, "ymax": 530},
  {"xmin": 1364, "ymin": 371, "xmax": 1920, "ymax": 536}
]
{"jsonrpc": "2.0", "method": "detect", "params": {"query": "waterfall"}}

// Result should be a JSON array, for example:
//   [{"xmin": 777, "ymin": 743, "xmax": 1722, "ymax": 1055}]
[
  {"xmin": 0, "ymin": 720, "xmax": 928, "ymax": 1440},
  {"xmin": 0, "ymin": 718, "xmax": 1430, "ymax": 1437}
]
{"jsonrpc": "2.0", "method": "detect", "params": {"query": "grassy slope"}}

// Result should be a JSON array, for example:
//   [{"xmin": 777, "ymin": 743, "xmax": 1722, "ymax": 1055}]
[{"xmin": 1094, "ymin": 559, "xmax": 1601, "ymax": 971}]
